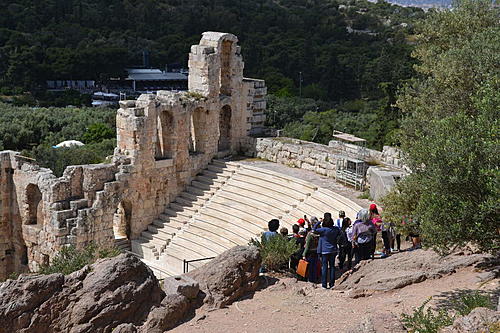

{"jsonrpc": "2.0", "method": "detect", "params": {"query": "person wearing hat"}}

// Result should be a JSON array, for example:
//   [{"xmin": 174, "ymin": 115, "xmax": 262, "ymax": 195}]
[{"xmin": 297, "ymin": 217, "xmax": 307, "ymax": 234}]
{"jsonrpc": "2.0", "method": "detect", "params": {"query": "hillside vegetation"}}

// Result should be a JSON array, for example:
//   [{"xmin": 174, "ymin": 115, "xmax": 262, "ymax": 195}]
[
  {"xmin": 0, "ymin": 0, "xmax": 425, "ymax": 148},
  {"xmin": 0, "ymin": 103, "xmax": 116, "ymax": 176}
]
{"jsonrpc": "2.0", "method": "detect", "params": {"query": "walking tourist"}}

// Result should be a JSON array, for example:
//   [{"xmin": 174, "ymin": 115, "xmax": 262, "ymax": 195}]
[
  {"xmin": 338, "ymin": 217, "xmax": 353, "ymax": 270},
  {"xmin": 290, "ymin": 224, "xmax": 305, "ymax": 270},
  {"xmin": 313, "ymin": 214, "xmax": 346, "ymax": 289},
  {"xmin": 351, "ymin": 211, "xmax": 363, "ymax": 264},
  {"xmin": 302, "ymin": 229, "xmax": 320, "ymax": 283},
  {"xmin": 391, "ymin": 232, "xmax": 401, "ymax": 252},
  {"xmin": 369, "ymin": 204, "xmax": 381, "ymax": 259},
  {"xmin": 352, "ymin": 209, "xmax": 377, "ymax": 261}
]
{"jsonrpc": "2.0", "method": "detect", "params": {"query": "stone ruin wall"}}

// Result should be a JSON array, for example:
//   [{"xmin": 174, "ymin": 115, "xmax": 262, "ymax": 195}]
[
  {"xmin": 0, "ymin": 32, "xmax": 266, "ymax": 280},
  {"xmin": 242, "ymin": 137, "xmax": 405, "ymax": 177}
]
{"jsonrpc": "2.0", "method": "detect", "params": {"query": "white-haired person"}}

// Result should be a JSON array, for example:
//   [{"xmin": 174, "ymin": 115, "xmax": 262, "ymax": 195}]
[{"xmin": 351, "ymin": 209, "xmax": 377, "ymax": 262}]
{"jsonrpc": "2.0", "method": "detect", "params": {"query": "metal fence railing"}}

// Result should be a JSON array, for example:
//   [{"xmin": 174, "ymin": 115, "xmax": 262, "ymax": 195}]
[{"xmin": 183, "ymin": 257, "xmax": 215, "ymax": 273}]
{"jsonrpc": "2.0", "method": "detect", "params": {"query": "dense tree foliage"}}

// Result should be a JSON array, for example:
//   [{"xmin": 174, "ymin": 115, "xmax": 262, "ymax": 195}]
[
  {"xmin": 0, "ymin": 0, "xmax": 421, "ymax": 101},
  {"xmin": 382, "ymin": 0, "xmax": 499, "ymax": 253},
  {"xmin": 0, "ymin": 1, "xmax": 424, "ymax": 174},
  {"xmin": 0, "ymin": 0, "xmax": 425, "ymax": 148},
  {"xmin": 274, "ymin": 85, "xmax": 400, "ymax": 148},
  {"xmin": 0, "ymin": 103, "xmax": 116, "ymax": 176}
]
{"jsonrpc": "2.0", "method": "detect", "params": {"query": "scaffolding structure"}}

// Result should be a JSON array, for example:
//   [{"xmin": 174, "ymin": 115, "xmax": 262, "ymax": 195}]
[
  {"xmin": 335, "ymin": 157, "xmax": 368, "ymax": 191},
  {"xmin": 332, "ymin": 130, "xmax": 369, "ymax": 191},
  {"xmin": 332, "ymin": 130, "xmax": 369, "ymax": 160}
]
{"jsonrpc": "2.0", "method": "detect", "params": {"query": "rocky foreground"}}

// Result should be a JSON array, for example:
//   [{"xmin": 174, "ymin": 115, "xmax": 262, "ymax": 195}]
[
  {"xmin": 0, "ymin": 246, "xmax": 261, "ymax": 333},
  {"xmin": 336, "ymin": 249, "xmax": 494, "ymax": 298},
  {"xmin": 0, "ymin": 247, "xmax": 498, "ymax": 333}
]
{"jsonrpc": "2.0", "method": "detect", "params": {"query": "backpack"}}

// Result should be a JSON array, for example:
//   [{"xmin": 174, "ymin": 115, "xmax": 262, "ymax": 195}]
[
  {"xmin": 357, "ymin": 231, "xmax": 373, "ymax": 244},
  {"xmin": 338, "ymin": 229, "xmax": 350, "ymax": 247},
  {"xmin": 308, "ymin": 234, "xmax": 319, "ymax": 253}
]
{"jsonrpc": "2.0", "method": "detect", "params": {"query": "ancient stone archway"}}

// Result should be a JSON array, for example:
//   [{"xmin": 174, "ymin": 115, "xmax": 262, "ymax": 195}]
[
  {"xmin": 218, "ymin": 105, "xmax": 232, "ymax": 152},
  {"xmin": 25, "ymin": 184, "xmax": 42, "ymax": 225},
  {"xmin": 113, "ymin": 201, "xmax": 132, "ymax": 240},
  {"xmin": 156, "ymin": 111, "xmax": 174, "ymax": 160},
  {"xmin": 191, "ymin": 107, "xmax": 209, "ymax": 154},
  {"xmin": 220, "ymin": 40, "xmax": 232, "ymax": 96}
]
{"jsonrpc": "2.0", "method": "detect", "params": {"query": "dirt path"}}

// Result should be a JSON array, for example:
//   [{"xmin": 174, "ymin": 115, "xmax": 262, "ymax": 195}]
[{"xmin": 171, "ymin": 261, "xmax": 498, "ymax": 332}]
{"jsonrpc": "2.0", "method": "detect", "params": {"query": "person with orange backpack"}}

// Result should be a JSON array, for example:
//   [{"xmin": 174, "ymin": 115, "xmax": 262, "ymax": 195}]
[{"xmin": 302, "ymin": 217, "xmax": 320, "ymax": 283}]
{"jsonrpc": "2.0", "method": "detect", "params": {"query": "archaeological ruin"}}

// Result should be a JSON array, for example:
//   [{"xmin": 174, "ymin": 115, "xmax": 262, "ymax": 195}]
[{"xmin": 0, "ymin": 32, "xmax": 404, "ymax": 280}]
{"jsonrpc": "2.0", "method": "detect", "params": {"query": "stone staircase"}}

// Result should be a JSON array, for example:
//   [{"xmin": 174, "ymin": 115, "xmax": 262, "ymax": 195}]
[
  {"xmin": 114, "ymin": 238, "xmax": 131, "ymax": 252},
  {"xmin": 132, "ymin": 160, "xmax": 362, "ymax": 279},
  {"xmin": 130, "ymin": 160, "xmax": 239, "ymax": 264}
]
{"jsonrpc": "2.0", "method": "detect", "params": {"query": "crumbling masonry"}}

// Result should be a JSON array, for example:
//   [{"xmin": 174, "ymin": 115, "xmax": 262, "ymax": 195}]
[{"xmin": 0, "ymin": 32, "xmax": 267, "ymax": 279}]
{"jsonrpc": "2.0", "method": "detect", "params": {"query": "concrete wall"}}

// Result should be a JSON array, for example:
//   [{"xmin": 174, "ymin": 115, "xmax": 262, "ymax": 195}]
[{"xmin": 0, "ymin": 32, "xmax": 265, "ymax": 280}]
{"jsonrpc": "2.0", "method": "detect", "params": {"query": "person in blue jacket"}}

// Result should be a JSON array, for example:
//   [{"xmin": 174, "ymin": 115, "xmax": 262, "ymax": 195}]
[{"xmin": 313, "ymin": 212, "xmax": 346, "ymax": 289}]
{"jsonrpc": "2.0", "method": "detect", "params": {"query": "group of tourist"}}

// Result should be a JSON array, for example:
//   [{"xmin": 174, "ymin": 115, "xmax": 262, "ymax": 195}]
[{"xmin": 262, "ymin": 204, "xmax": 418, "ymax": 289}]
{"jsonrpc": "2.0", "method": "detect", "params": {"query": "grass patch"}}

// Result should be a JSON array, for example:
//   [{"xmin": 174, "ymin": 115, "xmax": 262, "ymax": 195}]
[
  {"xmin": 357, "ymin": 189, "xmax": 371, "ymax": 200},
  {"xmin": 273, "ymin": 137, "xmax": 299, "ymax": 144},
  {"xmin": 182, "ymin": 91, "xmax": 207, "ymax": 101}
]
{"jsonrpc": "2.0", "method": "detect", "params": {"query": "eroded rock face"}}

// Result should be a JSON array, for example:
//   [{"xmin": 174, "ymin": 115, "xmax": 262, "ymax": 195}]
[
  {"xmin": 336, "ymin": 250, "xmax": 488, "ymax": 298},
  {"xmin": 187, "ymin": 245, "xmax": 261, "ymax": 308},
  {"xmin": 439, "ymin": 307, "xmax": 500, "ymax": 333},
  {"xmin": 0, "ymin": 246, "xmax": 262, "ymax": 332},
  {"xmin": 0, "ymin": 253, "xmax": 164, "ymax": 333}
]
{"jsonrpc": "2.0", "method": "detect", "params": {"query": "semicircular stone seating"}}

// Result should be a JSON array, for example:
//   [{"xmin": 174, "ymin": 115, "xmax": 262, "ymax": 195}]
[{"xmin": 131, "ymin": 159, "xmax": 362, "ymax": 278}]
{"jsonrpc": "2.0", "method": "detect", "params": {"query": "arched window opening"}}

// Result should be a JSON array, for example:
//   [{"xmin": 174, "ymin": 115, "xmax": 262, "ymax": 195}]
[
  {"xmin": 156, "ymin": 111, "xmax": 174, "ymax": 160},
  {"xmin": 26, "ymin": 184, "xmax": 42, "ymax": 225},
  {"xmin": 191, "ymin": 107, "xmax": 209, "ymax": 154},
  {"xmin": 218, "ymin": 105, "xmax": 232, "ymax": 152},
  {"xmin": 20, "ymin": 245, "xmax": 28, "ymax": 266},
  {"xmin": 220, "ymin": 40, "xmax": 232, "ymax": 96}
]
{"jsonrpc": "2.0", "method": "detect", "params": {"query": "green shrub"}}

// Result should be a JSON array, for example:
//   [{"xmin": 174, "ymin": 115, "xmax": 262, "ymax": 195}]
[
  {"xmin": 250, "ymin": 235, "xmax": 299, "ymax": 272},
  {"xmin": 402, "ymin": 292, "xmax": 495, "ymax": 333},
  {"xmin": 39, "ymin": 243, "xmax": 120, "ymax": 275},
  {"xmin": 402, "ymin": 298, "xmax": 453, "ymax": 333},
  {"xmin": 452, "ymin": 291, "xmax": 493, "ymax": 316}
]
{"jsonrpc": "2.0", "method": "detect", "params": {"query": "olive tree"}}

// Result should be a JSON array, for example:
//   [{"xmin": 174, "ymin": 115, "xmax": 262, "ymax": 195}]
[{"xmin": 382, "ymin": 0, "xmax": 499, "ymax": 253}]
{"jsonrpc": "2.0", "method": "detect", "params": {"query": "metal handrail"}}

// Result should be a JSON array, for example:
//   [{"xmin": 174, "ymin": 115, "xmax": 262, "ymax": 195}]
[{"xmin": 183, "ymin": 256, "xmax": 215, "ymax": 273}]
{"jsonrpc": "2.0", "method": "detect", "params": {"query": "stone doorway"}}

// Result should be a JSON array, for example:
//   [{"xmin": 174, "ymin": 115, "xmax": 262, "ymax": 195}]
[{"xmin": 218, "ymin": 105, "xmax": 232, "ymax": 152}]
